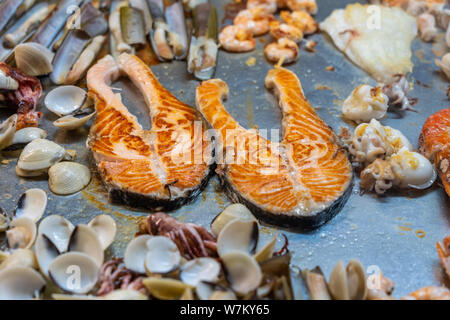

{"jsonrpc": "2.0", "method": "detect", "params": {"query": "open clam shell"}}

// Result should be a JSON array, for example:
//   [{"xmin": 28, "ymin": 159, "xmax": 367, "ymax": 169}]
[
  {"xmin": 68, "ymin": 225, "xmax": 104, "ymax": 267},
  {"xmin": 328, "ymin": 260, "xmax": 367, "ymax": 300},
  {"xmin": 48, "ymin": 162, "xmax": 91, "ymax": 195},
  {"xmin": 143, "ymin": 277, "xmax": 193, "ymax": 300},
  {"xmin": 210, "ymin": 203, "xmax": 256, "ymax": 236},
  {"xmin": 35, "ymin": 233, "xmax": 60, "ymax": 277},
  {"xmin": 14, "ymin": 42, "xmax": 54, "ymax": 76},
  {"xmin": 254, "ymin": 234, "xmax": 277, "ymax": 263},
  {"xmin": 38, "ymin": 214, "xmax": 74, "ymax": 253},
  {"xmin": 217, "ymin": 219, "xmax": 259, "ymax": 257},
  {"xmin": 53, "ymin": 109, "xmax": 96, "ymax": 130},
  {"xmin": 0, "ymin": 266, "xmax": 46, "ymax": 300},
  {"xmin": 0, "ymin": 248, "xmax": 37, "ymax": 271},
  {"xmin": 145, "ymin": 236, "xmax": 181, "ymax": 274},
  {"xmin": 180, "ymin": 257, "xmax": 221, "ymax": 286},
  {"xmin": 221, "ymin": 251, "xmax": 263, "ymax": 296},
  {"xmin": 7, "ymin": 216, "xmax": 36, "ymax": 249},
  {"xmin": 14, "ymin": 188, "xmax": 47, "ymax": 222},
  {"xmin": 302, "ymin": 267, "xmax": 331, "ymax": 300},
  {"xmin": 124, "ymin": 234, "xmax": 153, "ymax": 274},
  {"xmin": 48, "ymin": 252, "xmax": 99, "ymax": 294},
  {"xmin": 45, "ymin": 86, "xmax": 87, "ymax": 117},
  {"xmin": 88, "ymin": 214, "xmax": 116, "ymax": 250},
  {"xmin": 0, "ymin": 114, "xmax": 17, "ymax": 151},
  {"xmin": 3, "ymin": 127, "xmax": 47, "ymax": 155}
]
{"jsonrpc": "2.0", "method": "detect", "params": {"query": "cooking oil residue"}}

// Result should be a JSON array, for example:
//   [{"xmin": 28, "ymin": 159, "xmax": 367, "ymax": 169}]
[
  {"xmin": 414, "ymin": 49, "xmax": 431, "ymax": 64},
  {"xmin": 415, "ymin": 229, "xmax": 426, "ymax": 239},
  {"xmin": 246, "ymin": 92, "xmax": 254, "ymax": 129}
]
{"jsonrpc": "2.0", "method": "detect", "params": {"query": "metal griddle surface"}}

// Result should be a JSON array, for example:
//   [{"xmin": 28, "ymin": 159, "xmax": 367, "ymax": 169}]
[{"xmin": 0, "ymin": 0, "xmax": 449, "ymax": 298}]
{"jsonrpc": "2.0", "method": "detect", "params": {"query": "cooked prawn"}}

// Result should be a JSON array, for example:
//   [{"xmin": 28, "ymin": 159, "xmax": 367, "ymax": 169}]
[
  {"xmin": 437, "ymin": 235, "xmax": 450, "ymax": 279},
  {"xmin": 264, "ymin": 38, "xmax": 299, "ymax": 65},
  {"xmin": 281, "ymin": 10, "xmax": 318, "ymax": 35},
  {"xmin": 247, "ymin": 0, "xmax": 278, "ymax": 14},
  {"xmin": 269, "ymin": 20, "xmax": 303, "ymax": 43},
  {"xmin": 219, "ymin": 25, "xmax": 256, "ymax": 53},
  {"xmin": 402, "ymin": 286, "xmax": 450, "ymax": 300},
  {"xmin": 285, "ymin": 0, "xmax": 318, "ymax": 14},
  {"xmin": 234, "ymin": 8, "xmax": 275, "ymax": 36}
]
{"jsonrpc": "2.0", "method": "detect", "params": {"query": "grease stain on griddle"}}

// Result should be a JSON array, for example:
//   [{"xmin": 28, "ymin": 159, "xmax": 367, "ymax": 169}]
[{"xmin": 415, "ymin": 229, "xmax": 426, "ymax": 239}]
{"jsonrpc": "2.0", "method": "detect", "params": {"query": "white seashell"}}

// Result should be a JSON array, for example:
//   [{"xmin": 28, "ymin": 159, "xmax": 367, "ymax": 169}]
[
  {"xmin": 14, "ymin": 42, "xmax": 54, "ymax": 76},
  {"xmin": 45, "ymin": 86, "xmax": 87, "ymax": 116},
  {"xmin": 221, "ymin": 251, "xmax": 262, "ymax": 295},
  {"xmin": 0, "ymin": 266, "xmax": 46, "ymax": 299},
  {"xmin": 17, "ymin": 139, "xmax": 66, "ymax": 172},
  {"xmin": 6, "ymin": 217, "xmax": 36, "ymax": 249},
  {"xmin": 14, "ymin": 188, "xmax": 47, "ymax": 222},
  {"xmin": 88, "ymin": 214, "xmax": 116, "ymax": 250},
  {"xmin": 217, "ymin": 219, "xmax": 259, "ymax": 257},
  {"xmin": 328, "ymin": 260, "xmax": 367, "ymax": 300},
  {"xmin": 34, "ymin": 233, "xmax": 60, "ymax": 277},
  {"xmin": 254, "ymin": 234, "xmax": 277, "ymax": 263},
  {"xmin": 142, "ymin": 277, "xmax": 193, "ymax": 300},
  {"xmin": 0, "ymin": 69, "xmax": 18, "ymax": 90},
  {"xmin": 48, "ymin": 252, "xmax": 99, "ymax": 294},
  {"xmin": 0, "ymin": 248, "xmax": 37, "ymax": 271},
  {"xmin": 435, "ymin": 53, "xmax": 450, "ymax": 79},
  {"xmin": 38, "ymin": 214, "xmax": 74, "ymax": 253},
  {"xmin": 124, "ymin": 234, "xmax": 153, "ymax": 274},
  {"xmin": 0, "ymin": 114, "xmax": 17, "ymax": 151},
  {"xmin": 446, "ymin": 24, "xmax": 450, "ymax": 48},
  {"xmin": 145, "ymin": 236, "xmax": 181, "ymax": 274},
  {"xmin": 48, "ymin": 162, "xmax": 91, "ymax": 195},
  {"xmin": 53, "ymin": 111, "xmax": 96, "ymax": 130},
  {"xmin": 303, "ymin": 267, "xmax": 331, "ymax": 300},
  {"xmin": 210, "ymin": 203, "xmax": 256, "ymax": 236},
  {"xmin": 180, "ymin": 257, "xmax": 221, "ymax": 286},
  {"xmin": 67, "ymin": 225, "xmax": 104, "ymax": 267},
  {"xmin": 51, "ymin": 293, "xmax": 102, "ymax": 300},
  {"xmin": 103, "ymin": 289, "xmax": 148, "ymax": 300},
  {"xmin": 15, "ymin": 166, "xmax": 47, "ymax": 178},
  {"xmin": 4, "ymin": 127, "xmax": 47, "ymax": 152}
]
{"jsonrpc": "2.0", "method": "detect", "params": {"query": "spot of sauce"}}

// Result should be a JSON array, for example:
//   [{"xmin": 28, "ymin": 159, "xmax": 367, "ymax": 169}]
[
  {"xmin": 316, "ymin": 84, "xmax": 331, "ymax": 91},
  {"xmin": 398, "ymin": 225, "xmax": 412, "ymax": 232},
  {"xmin": 415, "ymin": 229, "xmax": 426, "ymax": 239},
  {"xmin": 414, "ymin": 49, "xmax": 431, "ymax": 64}
]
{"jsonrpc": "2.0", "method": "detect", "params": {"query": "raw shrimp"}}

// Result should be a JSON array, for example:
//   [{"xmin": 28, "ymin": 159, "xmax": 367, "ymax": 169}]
[
  {"xmin": 285, "ymin": 0, "xmax": 318, "ymax": 15},
  {"xmin": 264, "ymin": 38, "xmax": 299, "ymax": 65},
  {"xmin": 269, "ymin": 21, "xmax": 303, "ymax": 43},
  {"xmin": 280, "ymin": 10, "xmax": 318, "ymax": 35},
  {"xmin": 247, "ymin": 0, "xmax": 278, "ymax": 14},
  {"xmin": 219, "ymin": 25, "xmax": 256, "ymax": 52},
  {"xmin": 234, "ymin": 8, "xmax": 275, "ymax": 36},
  {"xmin": 402, "ymin": 286, "xmax": 450, "ymax": 300},
  {"xmin": 436, "ymin": 235, "xmax": 450, "ymax": 279}
]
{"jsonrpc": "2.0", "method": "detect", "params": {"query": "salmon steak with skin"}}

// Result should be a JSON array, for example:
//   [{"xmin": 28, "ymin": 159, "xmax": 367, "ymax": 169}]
[
  {"xmin": 87, "ymin": 53, "xmax": 213, "ymax": 210},
  {"xmin": 419, "ymin": 108, "xmax": 450, "ymax": 196},
  {"xmin": 196, "ymin": 67, "xmax": 353, "ymax": 228}
]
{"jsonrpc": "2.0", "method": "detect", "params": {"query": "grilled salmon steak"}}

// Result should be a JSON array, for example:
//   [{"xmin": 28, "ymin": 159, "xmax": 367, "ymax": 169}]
[
  {"xmin": 87, "ymin": 53, "xmax": 213, "ymax": 210},
  {"xmin": 196, "ymin": 67, "xmax": 353, "ymax": 228},
  {"xmin": 420, "ymin": 108, "xmax": 450, "ymax": 196}
]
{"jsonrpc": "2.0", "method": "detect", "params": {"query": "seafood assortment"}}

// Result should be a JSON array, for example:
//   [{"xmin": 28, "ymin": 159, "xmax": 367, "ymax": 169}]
[{"xmin": 0, "ymin": 0, "xmax": 447, "ymax": 301}]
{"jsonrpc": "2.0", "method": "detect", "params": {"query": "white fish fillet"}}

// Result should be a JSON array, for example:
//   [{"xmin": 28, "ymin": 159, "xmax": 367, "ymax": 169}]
[{"xmin": 320, "ymin": 3, "xmax": 417, "ymax": 84}]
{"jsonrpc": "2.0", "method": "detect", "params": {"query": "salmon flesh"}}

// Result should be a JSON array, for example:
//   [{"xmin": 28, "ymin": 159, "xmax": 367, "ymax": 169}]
[
  {"xmin": 87, "ymin": 54, "xmax": 213, "ymax": 210},
  {"xmin": 196, "ymin": 67, "xmax": 353, "ymax": 228}
]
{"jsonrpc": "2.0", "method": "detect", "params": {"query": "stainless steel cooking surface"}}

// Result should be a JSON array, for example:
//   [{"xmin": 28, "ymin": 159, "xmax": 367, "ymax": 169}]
[{"xmin": 0, "ymin": 0, "xmax": 449, "ymax": 298}]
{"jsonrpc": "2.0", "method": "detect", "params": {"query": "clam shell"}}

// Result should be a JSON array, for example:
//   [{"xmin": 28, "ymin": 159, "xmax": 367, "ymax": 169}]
[
  {"xmin": 143, "ymin": 277, "xmax": 193, "ymax": 300},
  {"xmin": 210, "ymin": 203, "xmax": 256, "ymax": 236},
  {"xmin": 7, "ymin": 216, "xmax": 36, "ymax": 249},
  {"xmin": 68, "ymin": 225, "xmax": 104, "ymax": 267},
  {"xmin": 14, "ymin": 188, "xmax": 47, "ymax": 222},
  {"xmin": 38, "ymin": 214, "xmax": 74, "ymax": 253},
  {"xmin": 0, "ymin": 114, "xmax": 17, "ymax": 151},
  {"xmin": 14, "ymin": 42, "xmax": 54, "ymax": 76},
  {"xmin": 17, "ymin": 139, "xmax": 66, "ymax": 172},
  {"xmin": 4, "ymin": 127, "xmax": 47, "ymax": 153},
  {"xmin": 88, "ymin": 214, "xmax": 116, "ymax": 250},
  {"xmin": 180, "ymin": 257, "xmax": 221, "ymax": 286},
  {"xmin": 254, "ymin": 234, "xmax": 277, "ymax": 263},
  {"xmin": 303, "ymin": 267, "xmax": 331, "ymax": 300},
  {"xmin": 53, "ymin": 111, "xmax": 96, "ymax": 130},
  {"xmin": 44, "ymin": 86, "xmax": 87, "ymax": 116},
  {"xmin": 0, "ymin": 207, "xmax": 9, "ymax": 232},
  {"xmin": 103, "ymin": 289, "xmax": 148, "ymax": 300},
  {"xmin": 0, "ymin": 266, "xmax": 46, "ymax": 300},
  {"xmin": 124, "ymin": 234, "xmax": 153, "ymax": 274},
  {"xmin": 328, "ymin": 260, "xmax": 367, "ymax": 300},
  {"xmin": 0, "ymin": 248, "xmax": 37, "ymax": 271},
  {"xmin": 48, "ymin": 252, "xmax": 99, "ymax": 294},
  {"xmin": 221, "ymin": 251, "xmax": 262, "ymax": 295},
  {"xmin": 145, "ymin": 236, "xmax": 181, "ymax": 274},
  {"xmin": 217, "ymin": 219, "xmax": 259, "ymax": 257},
  {"xmin": 34, "ymin": 233, "xmax": 60, "ymax": 277},
  {"xmin": 48, "ymin": 162, "xmax": 91, "ymax": 195}
]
